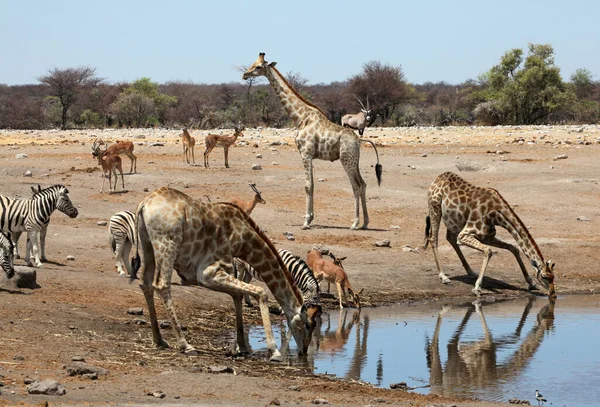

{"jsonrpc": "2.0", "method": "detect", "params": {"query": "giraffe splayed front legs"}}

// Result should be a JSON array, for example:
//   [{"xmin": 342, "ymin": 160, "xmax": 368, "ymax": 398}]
[
  {"xmin": 243, "ymin": 53, "xmax": 382, "ymax": 230},
  {"xmin": 423, "ymin": 172, "xmax": 556, "ymax": 297},
  {"xmin": 131, "ymin": 187, "xmax": 320, "ymax": 360}
]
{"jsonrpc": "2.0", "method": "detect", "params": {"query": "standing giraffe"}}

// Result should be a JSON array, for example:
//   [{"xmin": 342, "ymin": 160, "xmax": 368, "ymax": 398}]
[
  {"xmin": 130, "ymin": 187, "xmax": 320, "ymax": 361},
  {"xmin": 423, "ymin": 172, "xmax": 556, "ymax": 297},
  {"xmin": 242, "ymin": 53, "xmax": 382, "ymax": 230}
]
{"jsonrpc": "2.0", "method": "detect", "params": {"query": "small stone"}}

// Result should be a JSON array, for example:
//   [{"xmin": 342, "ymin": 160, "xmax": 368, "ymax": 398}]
[
  {"xmin": 82, "ymin": 372, "xmax": 98, "ymax": 380},
  {"xmin": 143, "ymin": 188, "xmax": 149, "ymax": 192},
  {"xmin": 209, "ymin": 365, "xmax": 233, "ymax": 374},
  {"xmin": 390, "ymin": 381, "xmax": 410, "ymax": 390},
  {"xmin": 134, "ymin": 135, "xmax": 146, "ymax": 139},
  {"xmin": 65, "ymin": 362, "xmax": 109, "ymax": 377},
  {"xmin": 23, "ymin": 378, "xmax": 34, "ymax": 384},
  {"xmin": 147, "ymin": 161, "xmax": 154, "ymax": 164},
  {"xmin": 251, "ymin": 164, "xmax": 262, "ymax": 170},
  {"xmin": 577, "ymin": 216, "xmax": 590, "ymax": 222},
  {"xmin": 66, "ymin": 255, "xmax": 75, "ymax": 261},
  {"xmin": 374, "ymin": 239, "xmax": 391, "ymax": 248},
  {"xmin": 13, "ymin": 355, "xmax": 24, "ymax": 361},
  {"xmin": 318, "ymin": 178, "xmax": 326, "ymax": 182},
  {"xmin": 96, "ymin": 221, "xmax": 107, "ymax": 226},
  {"xmin": 159, "ymin": 321, "xmax": 171, "ymax": 329},
  {"xmin": 283, "ymin": 231, "xmax": 295, "ymax": 241},
  {"xmin": 127, "ymin": 307, "xmax": 144, "ymax": 315},
  {"xmin": 421, "ymin": 152, "xmax": 427, "ymax": 157},
  {"xmin": 147, "ymin": 391, "xmax": 166, "ymax": 398},
  {"xmin": 23, "ymin": 170, "xmax": 32, "ymax": 177},
  {"xmin": 71, "ymin": 356, "xmax": 85, "ymax": 362},
  {"xmin": 149, "ymin": 142, "xmax": 164, "ymax": 147},
  {"xmin": 402, "ymin": 245, "xmax": 420, "ymax": 253},
  {"xmin": 270, "ymin": 141, "xmax": 282, "ymax": 146},
  {"xmin": 256, "ymin": 154, "xmax": 263, "ymax": 158},
  {"xmin": 27, "ymin": 379, "xmax": 66, "ymax": 395},
  {"xmin": 554, "ymin": 154, "xmax": 568, "ymax": 160},
  {"xmin": 390, "ymin": 225, "xmax": 400, "ymax": 230},
  {"xmin": 312, "ymin": 399, "xmax": 329, "ymax": 405},
  {"xmin": 133, "ymin": 318, "xmax": 147, "ymax": 325},
  {"xmin": 288, "ymin": 385, "xmax": 301, "ymax": 391},
  {"xmin": 270, "ymin": 398, "xmax": 281, "ymax": 406},
  {"xmin": 16, "ymin": 153, "xmax": 28, "ymax": 159}
]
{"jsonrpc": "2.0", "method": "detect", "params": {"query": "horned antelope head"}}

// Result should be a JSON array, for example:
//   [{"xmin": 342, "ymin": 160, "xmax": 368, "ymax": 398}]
[
  {"xmin": 249, "ymin": 183, "xmax": 266, "ymax": 205},
  {"xmin": 91, "ymin": 139, "xmax": 107, "ymax": 158},
  {"xmin": 233, "ymin": 123, "xmax": 245, "ymax": 136},
  {"xmin": 242, "ymin": 52, "xmax": 277, "ymax": 80},
  {"xmin": 354, "ymin": 95, "xmax": 373, "ymax": 123},
  {"xmin": 328, "ymin": 252, "xmax": 347, "ymax": 269},
  {"xmin": 347, "ymin": 288, "xmax": 364, "ymax": 309}
]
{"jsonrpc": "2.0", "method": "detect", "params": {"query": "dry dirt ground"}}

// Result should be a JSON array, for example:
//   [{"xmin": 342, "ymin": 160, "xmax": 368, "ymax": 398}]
[{"xmin": 0, "ymin": 125, "xmax": 599, "ymax": 407}]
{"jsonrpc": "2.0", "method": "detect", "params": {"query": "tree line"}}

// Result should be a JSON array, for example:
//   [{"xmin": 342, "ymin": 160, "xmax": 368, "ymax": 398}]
[{"xmin": 0, "ymin": 44, "xmax": 598, "ymax": 130}]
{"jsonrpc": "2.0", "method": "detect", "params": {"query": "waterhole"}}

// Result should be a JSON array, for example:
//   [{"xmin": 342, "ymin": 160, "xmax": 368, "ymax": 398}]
[{"xmin": 249, "ymin": 295, "xmax": 600, "ymax": 406}]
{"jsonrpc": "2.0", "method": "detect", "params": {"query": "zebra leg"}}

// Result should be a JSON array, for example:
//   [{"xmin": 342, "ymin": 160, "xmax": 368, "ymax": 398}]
[
  {"xmin": 40, "ymin": 225, "xmax": 48, "ymax": 262},
  {"xmin": 121, "ymin": 240, "xmax": 133, "ymax": 277},
  {"xmin": 12, "ymin": 231, "xmax": 22, "ymax": 259},
  {"xmin": 26, "ymin": 230, "xmax": 43, "ymax": 267},
  {"xmin": 114, "ymin": 240, "xmax": 126, "ymax": 276}
]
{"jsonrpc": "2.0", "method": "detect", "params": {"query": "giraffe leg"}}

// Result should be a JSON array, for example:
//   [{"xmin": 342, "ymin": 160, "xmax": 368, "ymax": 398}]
[
  {"xmin": 457, "ymin": 233, "xmax": 493, "ymax": 296},
  {"xmin": 232, "ymin": 294, "xmax": 251, "ymax": 354},
  {"xmin": 446, "ymin": 230, "xmax": 478, "ymax": 278},
  {"xmin": 427, "ymin": 207, "xmax": 451, "ymax": 284},
  {"xmin": 484, "ymin": 237, "xmax": 537, "ymax": 290},
  {"xmin": 341, "ymin": 156, "xmax": 364, "ymax": 230},
  {"xmin": 301, "ymin": 157, "xmax": 314, "ymax": 229},
  {"xmin": 198, "ymin": 260, "xmax": 283, "ymax": 361}
]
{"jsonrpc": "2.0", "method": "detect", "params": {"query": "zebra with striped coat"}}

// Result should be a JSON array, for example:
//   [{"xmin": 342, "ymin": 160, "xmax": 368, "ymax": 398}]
[
  {"xmin": 1, "ymin": 185, "xmax": 78, "ymax": 267},
  {"xmin": 108, "ymin": 210, "xmax": 136, "ymax": 276},
  {"xmin": 235, "ymin": 248, "xmax": 321, "ymax": 308},
  {"xmin": 0, "ymin": 230, "xmax": 15, "ymax": 279}
]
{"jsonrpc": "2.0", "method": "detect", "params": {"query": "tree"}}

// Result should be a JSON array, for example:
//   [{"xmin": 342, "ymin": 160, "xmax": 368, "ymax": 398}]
[
  {"xmin": 571, "ymin": 68, "xmax": 594, "ymax": 99},
  {"xmin": 476, "ymin": 44, "xmax": 575, "ymax": 125},
  {"xmin": 346, "ymin": 61, "xmax": 408, "ymax": 125},
  {"xmin": 38, "ymin": 67, "xmax": 100, "ymax": 129},
  {"xmin": 111, "ymin": 78, "xmax": 176, "ymax": 127}
]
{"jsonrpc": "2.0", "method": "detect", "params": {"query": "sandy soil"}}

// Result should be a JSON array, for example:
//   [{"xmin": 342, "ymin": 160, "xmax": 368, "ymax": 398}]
[{"xmin": 0, "ymin": 124, "xmax": 599, "ymax": 407}]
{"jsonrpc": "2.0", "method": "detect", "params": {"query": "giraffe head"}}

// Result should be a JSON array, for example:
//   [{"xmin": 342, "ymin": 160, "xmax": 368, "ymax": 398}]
[
  {"xmin": 533, "ymin": 259, "xmax": 556, "ymax": 298},
  {"xmin": 242, "ymin": 52, "xmax": 277, "ymax": 80},
  {"xmin": 289, "ymin": 303, "xmax": 321, "ymax": 355}
]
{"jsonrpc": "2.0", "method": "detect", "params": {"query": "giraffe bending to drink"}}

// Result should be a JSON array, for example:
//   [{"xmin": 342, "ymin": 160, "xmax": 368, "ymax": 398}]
[
  {"xmin": 423, "ymin": 172, "xmax": 556, "ymax": 297},
  {"xmin": 130, "ymin": 187, "xmax": 320, "ymax": 361},
  {"xmin": 242, "ymin": 53, "xmax": 382, "ymax": 230}
]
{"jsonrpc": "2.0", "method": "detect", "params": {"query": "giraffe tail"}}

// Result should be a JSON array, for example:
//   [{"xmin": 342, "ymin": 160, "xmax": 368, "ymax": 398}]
[
  {"xmin": 359, "ymin": 139, "xmax": 382, "ymax": 186},
  {"xmin": 129, "ymin": 205, "xmax": 144, "ymax": 282},
  {"xmin": 424, "ymin": 215, "xmax": 431, "ymax": 249}
]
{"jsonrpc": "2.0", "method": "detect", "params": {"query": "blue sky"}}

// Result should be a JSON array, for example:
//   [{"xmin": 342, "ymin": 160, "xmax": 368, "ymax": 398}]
[{"xmin": 1, "ymin": 0, "xmax": 598, "ymax": 86}]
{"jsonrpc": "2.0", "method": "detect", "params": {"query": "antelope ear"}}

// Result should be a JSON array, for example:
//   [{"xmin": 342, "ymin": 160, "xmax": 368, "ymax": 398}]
[
  {"xmin": 547, "ymin": 260, "xmax": 555, "ymax": 271},
  {"xmin": 268, "ymin": 61, "xmax": 277, "ymax": 67},
  {"xmin": 340, "ymin": 257, "xmax": 347, "ymax": 261},
  {"xmin": 357, "ymin": 288, "xmax": 364, "ymax": 295}
]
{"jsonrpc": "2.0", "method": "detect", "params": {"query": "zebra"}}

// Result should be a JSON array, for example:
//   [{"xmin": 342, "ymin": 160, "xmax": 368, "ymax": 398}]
[
  {"xmin": 1, "ymin": 185, "xmax": 78, "ymax": 267},
  {"xmin": 0, "ymin": 230, "xmax": 15, "ymax": 279},
  {"xmin": 108, "ymin": 210, "xmax": 136, "ymax": 276},
  {"xmin": 234, "ymin": 248, "xmax": 320, "ymax": 308}
]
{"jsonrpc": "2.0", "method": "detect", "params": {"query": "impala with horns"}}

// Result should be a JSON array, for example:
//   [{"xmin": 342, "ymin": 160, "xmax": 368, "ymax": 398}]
[
  {"xmin": 203, "ymin": 123, "xmax": 245, "ymax": 168},
  {"xmin": 231, "ymin": 183, "xmax": 266, "ymax": 215},
  {"xmin": 92, "ymin": 140, "xmax": 125, "ymax": 193},
  {"xmin": 100, "ymin": 140, "xmax": 137, "ymax": 174},
  {"xmin": 341, "ymin": 95, "xmax": 373, "ymax": 136}
]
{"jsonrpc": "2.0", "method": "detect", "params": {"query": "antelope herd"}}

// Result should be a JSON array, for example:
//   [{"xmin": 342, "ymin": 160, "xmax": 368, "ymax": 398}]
[{"xmin": 0, "ymin": 53, "xmax": 560, "ymax": 373}]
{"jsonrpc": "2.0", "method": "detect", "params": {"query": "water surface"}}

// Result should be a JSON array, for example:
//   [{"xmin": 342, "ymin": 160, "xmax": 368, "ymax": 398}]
[{"xmin": 249, "ymin": 296, "xmax": 600, "ymax": 406}]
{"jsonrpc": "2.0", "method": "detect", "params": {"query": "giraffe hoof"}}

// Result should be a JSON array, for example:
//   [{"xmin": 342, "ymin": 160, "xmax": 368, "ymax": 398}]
[
  {"xmin": 528, "ymin": 284, "xmax": 539, "ymax": 291},
  {"xmin": 441, "ymin": 277, "xmax": 451, "ymax": 284},
  {"xmin": 472, "ymin": 288, "xmax": 482, "ymax": 297},
  {"xmin": 269, "ymin": 353, "xmax": 283, "ymax": 363},
  {"xmin": 183, "ymin": 348, "xmax": 198, "ymax": 356},
  {"xmin": 301, "ymin": 224, "xmax": 311, "ymax": 230}
]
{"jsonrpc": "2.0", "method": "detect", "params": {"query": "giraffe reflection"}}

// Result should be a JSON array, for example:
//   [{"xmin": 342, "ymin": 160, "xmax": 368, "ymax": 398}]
[{"xmin": 426, "ymin": 297, "xmax": 555, "ymax": 396}]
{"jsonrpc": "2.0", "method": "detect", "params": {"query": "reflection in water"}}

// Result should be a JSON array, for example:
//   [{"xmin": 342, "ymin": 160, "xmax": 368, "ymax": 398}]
[{"xmin": 426, "ymin": 297, "xmax": 555, "ymax": 397}]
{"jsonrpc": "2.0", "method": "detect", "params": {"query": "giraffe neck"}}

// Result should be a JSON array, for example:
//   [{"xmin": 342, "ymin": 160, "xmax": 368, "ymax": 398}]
[
  {"xmin": 264, "ymin": 66, "xmax": 324, "ymax": 128},
  {"xmin": 495, "ymin": 200, "xmax": 545, "ymax": 268}
]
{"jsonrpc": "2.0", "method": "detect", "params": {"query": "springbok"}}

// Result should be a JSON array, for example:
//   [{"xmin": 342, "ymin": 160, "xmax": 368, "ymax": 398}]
[
  {"xmin": 306, "ymin": 249, "xmax": 363, "ymax": 310},
  {"xmin": 181, "ymin": 128, "xmax": 196, "ymax": 165},
  {"xmin": 103, "ymin": 140, "xmax": 137, "ymax": 174},
  {"xmin": 230, "ymin": 183, "xmax": 266, "ymax": 215},
  {"xmin": 203, "ymin": 124, "xmax": 244, "ymax": 168},
  {"xmin": 92, "ymin": 140, "xmax": 125, "ymax": 193},
  {"xmin": 341, "ymin": 96, "xmax": 373, "ymax": 136}
]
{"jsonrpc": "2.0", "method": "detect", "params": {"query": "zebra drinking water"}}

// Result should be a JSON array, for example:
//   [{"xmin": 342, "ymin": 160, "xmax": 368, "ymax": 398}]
[
  {"xmin": 0, "ymin": 230, "xmax": 15, "ymax": 279},
  {"xmin": 1, "ymin": 185, "xmax": 78, "ymax": 267}
]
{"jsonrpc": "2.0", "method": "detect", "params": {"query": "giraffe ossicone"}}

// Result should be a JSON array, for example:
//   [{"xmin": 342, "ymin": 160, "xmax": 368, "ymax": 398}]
[
  {"xmin": 243, "ymin": 52, "xmax": 382, "ymax": 230},
  {"xmin": 423, "ymin": 171, "xmax": 556, "ymax": 298}
]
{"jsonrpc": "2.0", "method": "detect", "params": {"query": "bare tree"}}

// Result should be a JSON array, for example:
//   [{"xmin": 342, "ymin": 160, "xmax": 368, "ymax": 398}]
[{"xmin": 38, "ymin": 66, "xmax": 101, "ymax": 129}]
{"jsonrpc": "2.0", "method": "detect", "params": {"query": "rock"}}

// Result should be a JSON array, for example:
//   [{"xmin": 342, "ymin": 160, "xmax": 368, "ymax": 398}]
[
  {"xmin": 508, "ymin": 398, "xmax": 531, "ymax": 405},
  {"xmin": 147, "ymin": 161, "xmax": 154, "ymax": 164},
  {"xmin": 13, "ymin": 355, "xmax": 24, "ymax": 360},
  {"xmin": 27, "ymin": 379, "xmax": 66, "ymax": 395},
  {"xmin": 23, "ymin": 378, "xmax": 35, "ymax": 384},
  {"xmin": 283, "ymin": 231, "xmax": 295, "ymax": 241},
  {"xmin": 71, "ymin": 356, "xmax": 85, "ymax": 362},
  {"xmin": 147, "ymin": 391, "xmax": 166, "ymax": 398},
  {"xmin": 133, "ymin": 318, "xmax": 147, "ymax": 325},
  {"xmin": 270, "ymin": 141, "xmax": 282, "ymax": 146},
  {"xmin": 390, "ymin": 225, "xmax": 400, "ymax": 230},
  {"xmin": 390, "ymin": 382, "xmax": 410, "ymax": 390},
  {"xmin": 288, "ymin": 385, "xmax": 301, "ymax": 391},
  {"xmin": 421, "ymin": 152, "xmax": 428, "ymax": 157},
  {"xmin": 256, "ymin": 154, "xmax": 263, "ymax": 158},
  {"xmin": 65, "ymin": 362, "xmax": 109, "ymax": 377},
  {"xmin": 134, "ymin": 135, "xmax": 146, "ymax": 139},
  {"xmin": 270, "ymin": 398, "xmax": 281, "ymax": 406},
  {"xmin": 143, "ymin": 188, "xmax": 149, "ymax": 192},
  {"xmin": 127, "ymin": 307, "xmax": 144, "ymax": 315},
  {"xmin": 16, "ymin": 153, "xmax": 28, "ymax": 159},
  {"xmin": 96, "ymin": 221, "xmax": 107, "ymax": 226},
  {"xmin": 577, "ymin": 216, "xmax": 590, "ymax": 222},
  {"xmin": 554, "ymin": 154, "xmax": 568, "ymax": 160},
  {"xmin": 318, "ymin": 178, "xmax": 326, "ymax": 182},
  {"xmin": 66, "ymin": 255, "xmax": 75, "ymax": 261},
  {"xmin": 374, "ymin": 239, "xmax": 391, "ymax": 248},
  {"xmin": 159, "ymin": 320, "xmax": 171, "ymax": 329},
  {"xmin": 209, "ymin": 365, "xmax": 234, "ymax": 374},
  {"xmin": 23, "ymin": 170, "xmax": 32, "ymax": 177},
  {"xmin": 83, "ymin": 372, "xmax": 98, "ymax": 380},
  {"xmin": 312, "ymin": 399, "xmax": 329, "ymax": 405},
  {"xmin": 149, "ymin": 142, "xmax": 165, "ymax": 147},
  {"xmin": 251, "ymin": 164, "xmax": 262, "ymax": 170},
  {"xmin": 576, "ymin": 127, "xmax": 584, "ymax": 133},
  {"xmin": 402, "ymin": 245, "xmax": 420, "ymax": 253}
]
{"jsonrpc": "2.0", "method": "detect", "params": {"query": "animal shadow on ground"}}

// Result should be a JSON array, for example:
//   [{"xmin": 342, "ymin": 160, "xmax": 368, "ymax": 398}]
[
  {"xmin": 0, "ymin": 287, "xmax": 32, "ymax": 294},
  {"xmin": 298, "ymin": 224, "xmax": 388, "ymax": 232},
  {"xmin": 450, "ymin": 274, "xmax": 531, "ymax": 294},
  {"xmin": 108, "ymin": 190, "xmax": 129, "ymax": 195}
]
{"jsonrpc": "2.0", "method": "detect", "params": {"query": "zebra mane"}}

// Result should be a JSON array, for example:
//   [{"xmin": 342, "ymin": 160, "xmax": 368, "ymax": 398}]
[{"xmin": 31, "ymin": 185, "xmax": 67, "ymax": 198}]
